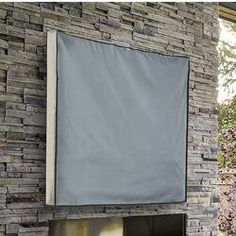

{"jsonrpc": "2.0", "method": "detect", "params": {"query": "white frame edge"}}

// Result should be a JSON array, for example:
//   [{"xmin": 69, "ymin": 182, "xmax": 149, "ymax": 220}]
[{"xmin": 46, "ymin": 30, "xmax": 57, "ymax": 205}]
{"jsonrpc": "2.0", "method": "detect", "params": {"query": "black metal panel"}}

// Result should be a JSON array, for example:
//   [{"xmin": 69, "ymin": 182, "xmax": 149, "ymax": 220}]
[
  {"xmin": 124, "ymin": 214, "xmax": 186, "ymax": 236},
  {"xmin": 152, "ymin": 214, "xmax": 186, "ymax": 236},
  {"xmin": 124, "ymin": 216, "xmax": 152, "ymax": 236}
]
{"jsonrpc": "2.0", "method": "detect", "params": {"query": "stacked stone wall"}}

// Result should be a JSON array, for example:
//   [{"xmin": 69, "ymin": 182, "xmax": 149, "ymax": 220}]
[{"xmin": 0, "ymin": 3, "xmax": 219, "ymax": 236}]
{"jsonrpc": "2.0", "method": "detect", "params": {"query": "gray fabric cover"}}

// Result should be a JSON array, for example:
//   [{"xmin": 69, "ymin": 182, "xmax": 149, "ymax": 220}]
[{"xmin": 56, "ymin": 32, "xmax": 189, "ymax": 205}]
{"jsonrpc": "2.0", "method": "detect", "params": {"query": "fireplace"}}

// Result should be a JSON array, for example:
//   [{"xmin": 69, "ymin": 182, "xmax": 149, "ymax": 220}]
[{"xmin": 49, "ymin": 214, "xmax": 186, "ymax": 236}]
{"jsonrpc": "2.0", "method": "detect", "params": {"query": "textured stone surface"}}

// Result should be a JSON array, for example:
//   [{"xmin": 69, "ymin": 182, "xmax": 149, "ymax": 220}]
[{"xmin": 0, "ymin": 2, "xmax": 219, "ymax": 236}]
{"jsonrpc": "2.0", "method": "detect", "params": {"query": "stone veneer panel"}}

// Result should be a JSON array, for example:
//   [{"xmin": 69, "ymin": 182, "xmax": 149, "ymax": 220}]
[{"xmin": 0, "ymin": 2, "xmax": 219, "ymax": 236}]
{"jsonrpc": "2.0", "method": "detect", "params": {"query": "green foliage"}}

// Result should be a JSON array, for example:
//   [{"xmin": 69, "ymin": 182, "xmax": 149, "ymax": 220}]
[
  {"xmin": 218, "ymin": 41, "xmax": 236, "ymax": 78},
  {"xmin": 218, "ymin": 20, "xmax": 236, "ymax": 86},
  {"xmin": 217, "ymin": 128, "xmax": 236, "ymax": 168},
  {"xmin": 217, "ymin": 95, "xmax": 236, "ymax": 168},
  {"xmin": 223, "ymin": 20, "xmax": 236, "ymax": 34},
  {"xmin": 216, "ymin": 152, "xmax": 227, "ymax": 168},
  {"xmin": 217, "ymin": 19, "xmax": 236, "ymax": 166},
  {"xmin": 218, "ymin": 95, "xmax": 236, "ymax": 131},
  {"xmin": 217, "ymin": 19, "xmax": 236, "ymax": 235}
]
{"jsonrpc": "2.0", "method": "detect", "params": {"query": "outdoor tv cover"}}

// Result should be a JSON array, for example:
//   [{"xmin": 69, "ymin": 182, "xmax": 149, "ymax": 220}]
[{"xmin": 46, "ymin": 31, "xmax": 189, "ymax": 206}]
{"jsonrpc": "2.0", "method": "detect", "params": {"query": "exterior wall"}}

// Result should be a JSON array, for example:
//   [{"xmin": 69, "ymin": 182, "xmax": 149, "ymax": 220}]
[{"xmin": 0, "ymin": 2, "xmax": 219, "ymax": 236}]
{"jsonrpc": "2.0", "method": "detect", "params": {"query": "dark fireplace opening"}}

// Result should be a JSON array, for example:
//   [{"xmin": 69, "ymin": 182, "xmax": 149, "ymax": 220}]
[
  {"xmin": 49, "ymin": 214, "xmax": 186, "ymax": 236},
  {"xmin": 124, "ymin": 214, "xmax": 186, "ymax": 236}
]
